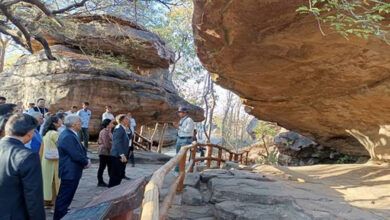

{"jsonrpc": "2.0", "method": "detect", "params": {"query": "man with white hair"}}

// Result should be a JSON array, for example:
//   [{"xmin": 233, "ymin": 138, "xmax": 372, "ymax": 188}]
[
  {"xmin": 25, "ymin": 111, "xmax": 43, "ymax": 153},
  {"xmin": 54, "ymin": 115, "xmax": 91, "ymax": 220}
]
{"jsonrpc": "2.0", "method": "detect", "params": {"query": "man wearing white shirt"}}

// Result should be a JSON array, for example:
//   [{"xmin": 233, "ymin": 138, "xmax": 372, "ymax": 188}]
[
  {"xmin": 102, "ymin": 106, "xmax": 115, "ymax": 121},
  {"xmin": 172, "ymin": 107, "xmax": 195, "ymax": 174},
  {"xmin": 65, "ymin": 106, "xmax": 78, "ymax": 116}
]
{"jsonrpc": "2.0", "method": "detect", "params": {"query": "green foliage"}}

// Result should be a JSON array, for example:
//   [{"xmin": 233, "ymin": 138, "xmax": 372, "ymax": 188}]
[
  {"xmin": 297, "ymin": 0, "xmax": 390, "ymax": 42},
  {"xmin": 336, "ymin": 155, "xmax": 356, "ymax": 164},
  {"xmin": 254, "ymin": 121, "xmax": 277, "ymax": 139},
  {"xmin": 257, "ymin": 149, "xmax": 279, "ymax": 165}
]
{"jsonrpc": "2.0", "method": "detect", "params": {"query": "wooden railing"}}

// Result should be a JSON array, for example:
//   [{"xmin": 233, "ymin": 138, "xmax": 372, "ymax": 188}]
[{"xmin": 140, "ymin": 142, "xmax": 249, "ymax": 220}]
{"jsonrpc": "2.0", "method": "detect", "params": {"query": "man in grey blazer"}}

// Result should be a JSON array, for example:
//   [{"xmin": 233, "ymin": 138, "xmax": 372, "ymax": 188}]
[
  {"xmin": 0, "ymin": 114, "xmax": 45, "ymax": 220},
  {"xmin": 109, "ymin": 114, "xmax": 130, "ymax": 187}
]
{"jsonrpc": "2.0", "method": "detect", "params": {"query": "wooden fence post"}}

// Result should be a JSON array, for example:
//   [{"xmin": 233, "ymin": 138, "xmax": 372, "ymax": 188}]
[
  {"xmin": 234, "ymin": 154, "xmax": 238, "ymax": 162},
  {"xmin": 150, "ymin": 123, "xmax": 159, "ymax": 148},
  {"xmin": 245, "ymin": 151, "xmax": 249, "ymax": 165},
  {"xmin": 177, "ymin": 149, "xmax": 187, "ymax": 193},
  {"xmin": 206, "ymin": 145, "xmax": 212, "ymax": 168},
  {"xmin": 217, "ymin": 148, "xmax": 222, "ymax": 167},
  {"xmin": 189, "ymin": 144, "xmax": 197, "ymax": 173},
  {"xmin": 157, "ymin": 123, "xmax": 168, "ymax": 153},
  {"xmin": 229, "ymin": 153, "xmax": 233, "ymax": 161},
  {"xmin": 138, "ymin": 125, "xmax": 145, "ymax": 143}
]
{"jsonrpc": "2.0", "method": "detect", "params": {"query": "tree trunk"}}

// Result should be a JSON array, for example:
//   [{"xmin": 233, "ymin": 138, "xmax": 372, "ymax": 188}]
[{"xmin": 0, "ymin": 36, "xmax": 10, "ymax": 72}]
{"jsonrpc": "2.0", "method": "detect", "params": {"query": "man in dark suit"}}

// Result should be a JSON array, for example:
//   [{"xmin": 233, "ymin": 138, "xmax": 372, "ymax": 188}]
[
  {"xmin": 109, "ymin": 114, "xmax": 130, "ymax": 187},
  {"xmin": 0, "ymin": 113, "xmax": 45, "ymax": 220},
  {"xmin": 54, "ymin": 115, "xmax": 91, "ymax": 220}
]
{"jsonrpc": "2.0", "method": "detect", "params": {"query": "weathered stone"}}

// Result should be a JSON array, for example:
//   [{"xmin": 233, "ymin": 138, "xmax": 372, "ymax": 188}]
[
  {"xmin": 0, "ymin": 45, "xmax": 203, "ymax": 137},
  {"xmin": 215, "ymin": 201, "xmax": 312, "ymax": 220},
  {"xmin": 193, "ymin": 0, "xmax": 390, "ymax": 160},
  {"xmin": 229, "ymin": 170, "xmax": 271, "ymax": 182},
  {"xmin": 167, "ymin": 204, "xmax": 214, "ymax": 220},
  {"xmin": 182, "ymin": 186, "xmax": 203, "ymax": 206},
  {"xmin": 31, "ymin": 15, "xmax": 174, "ymax": 69},
  {"xmin": 200, "ymin": 169, "xmax": 233, "ymax": 182},
  {"xmin": 134, "ymin": 151, "xmax": 172, "ymax": 164},
  {"xmin": 225, "ymin": 161, "xmax": 239, "ymax": 170},
  {"xmin": 184, "ymin": 173, "xmax": 201, "ymax": 189}
]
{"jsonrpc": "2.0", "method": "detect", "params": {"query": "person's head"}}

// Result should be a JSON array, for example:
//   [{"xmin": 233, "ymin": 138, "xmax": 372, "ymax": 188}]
[
  {"xmin": 64, "ymin": 115, "xmax": 82, "ymax": 132},
  {"xmin": 116, "ymin": 114, "xmax": 129, "ymax": 127},
  {"xmin": 177, "ymin": 107, "xmax": 189, "ymax": 119},
  {"xmin": 0, "ymin": 103, "xmax": 16, "ymax": 116},
  {"xmin": 126, "ymin": 112, "xmax": 132, "ymax": 118},
  {"xmin": 0, "ymin": 113, "xmax": 12, "ymax": 138},
  {"xmin": 57, "ymin": 108, "xmax": 64, "ymax": 113},
  {"xmin": 82, "ymin": 102, "xmax": 89, "ymax": 110},
  {"xmin": 28, "ymin": 103, "xmax": 35, "ymax": 109},
  {"xmin": 71, "ymin": 105, "xmax": 77, "ymax": 113},
  {"xmin": 0, "ymin": 96, "xmax": 6, "ymax": 104},
  {"xmin": 36, "ymin": 98, "xmax": 45, "ymax": 108},
  {"xmin": 105, "ymin": 105, "xmax": 112, "ymax": 113},
  {"xmin": 5, "ymin": 113, "xmax": 38, "ymax": 143},
  {"xmin": 193, "ymin": 129, "xmax": 197, "ymax": 136},
  {"xmin": 101, "ymin": 119, "xmax": 114, "ymax": 130},
  {"xmin": 56, "ymin": 113, "xmax": 66, "ymax": 122},
  {"xmin": 29, "ymin": 111, "xmax": 43, "ymax": 126},
  {"xmin": 43, "ymin": 115, "xmax": 63, "ymax": 136}
]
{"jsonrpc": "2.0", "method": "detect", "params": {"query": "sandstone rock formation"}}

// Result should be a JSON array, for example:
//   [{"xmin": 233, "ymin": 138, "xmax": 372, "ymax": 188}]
[
  {"xmin": 193, "ymin": 0, "xmax": 390, "ymax": 160},
  {"xmin": 0, "ymin": 15, "xmax": 203, "ymax": 137}
]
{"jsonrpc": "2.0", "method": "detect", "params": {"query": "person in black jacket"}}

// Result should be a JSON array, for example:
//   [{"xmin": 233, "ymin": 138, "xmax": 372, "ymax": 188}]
[
  {"xmin": 53, "ymin": 114, "xmax": 91, "ymax": 220},
  {"xmin": 108, "ymin": 114, "xmax": 130, "ymax": 187},
  {"xmin": 0, "ymin": 113, "xmax": 45, "ymax": 220}
]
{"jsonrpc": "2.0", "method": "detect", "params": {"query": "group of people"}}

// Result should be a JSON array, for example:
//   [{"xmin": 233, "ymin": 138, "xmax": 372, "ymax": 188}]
[{"xmin": 0, "ymin": 97, "xmax": 138, "ymax": 220}]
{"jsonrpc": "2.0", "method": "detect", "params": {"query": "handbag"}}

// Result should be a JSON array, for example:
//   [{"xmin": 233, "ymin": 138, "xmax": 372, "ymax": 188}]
[{"xmin": 44, "ymin": 148, "xmax": 59, "ymax": 160}]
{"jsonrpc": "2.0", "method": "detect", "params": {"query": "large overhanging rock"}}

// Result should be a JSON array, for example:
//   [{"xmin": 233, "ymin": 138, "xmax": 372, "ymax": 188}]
[
  {"xmin": 193, "ymin": 0, "xmax": 390, "ymax": 160},
  {"xmin": 30, "ymin": 15, "xmax": 174, "ymax": 69},
  {"xmin": 0, "ymin": 45, "xmax": 203, "ymax": 137}
]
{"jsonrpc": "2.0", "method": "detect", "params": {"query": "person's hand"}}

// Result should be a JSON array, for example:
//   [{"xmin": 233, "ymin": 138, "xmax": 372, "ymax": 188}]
[
  {"xmin": 120, "ymin": 155, "xmax": 127, "ymax": 163},
  {"xmin": 84, "ymin": 160, "xmax": 91, "ymax": 169},
  {"xmin": 172, "ymin": 121, "xmax": 180, "ymax": 128}
]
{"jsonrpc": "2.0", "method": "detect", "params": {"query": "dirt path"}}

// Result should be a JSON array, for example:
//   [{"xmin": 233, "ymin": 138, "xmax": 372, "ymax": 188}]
[{"xmin": 254, "ymin": 163, "xmax": 390, "ymax": 218}]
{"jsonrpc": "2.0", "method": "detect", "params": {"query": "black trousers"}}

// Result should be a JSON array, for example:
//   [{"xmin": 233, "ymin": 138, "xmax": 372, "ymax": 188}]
[
  {"xmin": 53, "ymin": 178, "xmax": 80, "ymax": 220},
  {"xmin": 78, "ymin": 128, "xmax": 89, "ymax": 149},
  {"xmin": 108, "ymin": 157, "xmax": 126, "ymax": 187},
  {"xmin": 97, "ymin": 155, "xmax": 112, "ymax": 183}
]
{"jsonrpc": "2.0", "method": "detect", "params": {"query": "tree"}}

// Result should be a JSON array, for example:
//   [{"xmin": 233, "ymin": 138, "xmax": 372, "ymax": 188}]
[
  {"xmin": 297, "ymin": 0, "xmax": 390, "ymax": 42},
  {"xmin": 0, "ymin": 35, "xmax": 10, "ymax": 72}
]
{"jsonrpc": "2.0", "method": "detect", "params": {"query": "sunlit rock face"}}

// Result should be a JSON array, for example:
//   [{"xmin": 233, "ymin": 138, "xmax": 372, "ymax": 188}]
[
  {"xmin": 193, "ymin": 0, "xmax": 390, "ymax": 160},
  {"xmin": 0, "ymin": 15, "xmax": 204, "ymax": 137}
]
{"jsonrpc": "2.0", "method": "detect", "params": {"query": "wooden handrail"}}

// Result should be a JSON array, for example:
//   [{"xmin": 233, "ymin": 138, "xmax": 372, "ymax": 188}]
[
  {"xmin": 134, "ymin": 131, "xmax": 152, "ymax": 145},
  {"xmin": 197, "ymin": 143, "xmax": 249, "ymax": 156},
  {"xmin": 140, "ymin": 142, "xmax": 197, "ymax": 220}
]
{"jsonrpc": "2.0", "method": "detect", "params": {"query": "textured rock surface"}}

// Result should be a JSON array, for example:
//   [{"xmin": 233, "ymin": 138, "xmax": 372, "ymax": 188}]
[
  {"xmin": 193, "ymin": 0, "xmax": 390, "ymax": 160},
  {"xmin": 182, "ymin": 186, "xmax": 203, "ymax": 206},
  {"xmin": 0, "ymin": 15, "xmax": 203, "ymax": 136},
  {"xmin": 184, "ymin": 173, "xmax": 201, "ymax": 189}
]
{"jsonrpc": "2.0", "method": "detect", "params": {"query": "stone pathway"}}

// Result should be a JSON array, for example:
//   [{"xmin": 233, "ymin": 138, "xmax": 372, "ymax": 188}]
[{"xmin": 44, "ymin": 152, "xmax": 168, "ymax": 219}]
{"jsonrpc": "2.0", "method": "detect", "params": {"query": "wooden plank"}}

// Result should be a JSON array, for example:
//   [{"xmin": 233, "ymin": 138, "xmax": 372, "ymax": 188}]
[
  {"xmin": 133, "ymin": 142, "xmax": 148, "ymax": 151},
  {"xmin": 189, "ymin": 144, "xmax": 197, "ymax": 172},
  {"xmin": 194, "ymin": 157, "xmax": 226, "ymax": 163},
  {"xmin": 141, "ymin": 143, "xmax": 196, "ymax": 220},
  {"xmin": 159, "ymin": 172, "xmax": 184, "ymax": 220},
  {"xmin": 217, "ymin": 148, "xmax": 222, "ymax": 167},
  {"xmin": 141, "ymin": 182, "xmax": 160, "ymax": 220},
  {"xmin": 138, "ymin": 125, "xmax": 145, "ymax": 143},
  {"xmin": 177, "ymin": 149, "xmax": 187, "ymax": 193},
  {"xmin": 150, "ymin": 123, "xmax": 159, "ymax": 147},
  {"xmin": 229, "ymin": 152, "xmax": 233, "ymax": 161},
  {"xmin": 239, "ymin": 154, "xmax": 243, "ymax": 164},
  {"xmin": 157, "ymin": 123, "xmax": 168, "ymax": 153},
  {"xmin": 245, "ymin": 151, "xmax": 249, "ymax": 165},
  {"xmin": 206, "ymin": 145, "xmax": 212, "ymax": 168}
]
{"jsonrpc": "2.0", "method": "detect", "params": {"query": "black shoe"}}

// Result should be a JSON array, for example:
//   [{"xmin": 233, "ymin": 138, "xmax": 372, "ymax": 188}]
[
  {"xmin": 123, "ymin": 176, "xmax": 131, "ymax": 180},
  {"xmin": 97, "ymin": 182, "xmax": 108, "ymax": 187}
]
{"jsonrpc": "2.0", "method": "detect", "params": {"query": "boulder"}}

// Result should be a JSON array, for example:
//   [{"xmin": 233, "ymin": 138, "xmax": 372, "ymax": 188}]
[
  {"xmin": 215, "ymin": 201, "xmax": 312, "ymax": 220},
  {"xmin": 184, "ymin": 173, "xmax": 201, "ymax": 189},
  {"xmin": 30, "ymin": 15, "xmax": 174, "ymax": 69},
  {"xmin": 0, "ymin": 15, "xmax": 204, "ymax": 137},
  {"xmin": 134, "ymin": 151, "xmax": 172, "ymax": 164},
  {"xmin": 182, "ymin": 186, "xmax": 203, "ymax": 206},
  {"xmin": 193, "ymin": 0, "xmax": 390, "ymax": 160}
]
